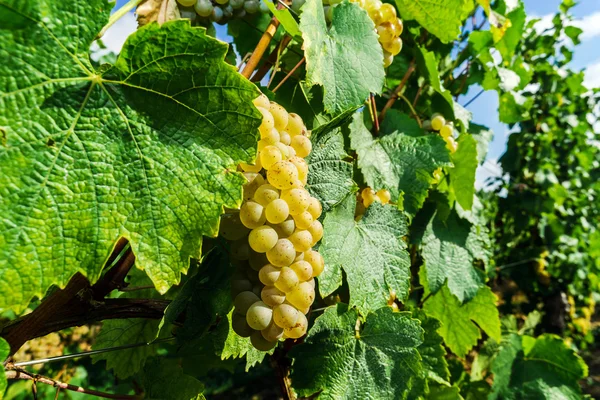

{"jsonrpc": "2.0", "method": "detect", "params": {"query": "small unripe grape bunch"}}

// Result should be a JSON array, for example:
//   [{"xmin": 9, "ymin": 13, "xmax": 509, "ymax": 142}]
[
  {"xmin": 176, "ymin": 0, "xmax": 267, "ymax": 25},
  {"xmin": 221, "ymin": 94, "xmax": 326, "ymax": 351},
  {"xmin": 355, "ymin": 187, "xmax": 390, "ymax": 219},
  {"xmin": 423, "ymin": 113, "xmax": 458, "ymax": 154}
]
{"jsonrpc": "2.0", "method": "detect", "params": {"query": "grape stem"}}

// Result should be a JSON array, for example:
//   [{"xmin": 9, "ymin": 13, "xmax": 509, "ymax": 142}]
[
  {"xmin": 272, "ymin": 57, "xmax": 305, "ymax": 92},
  {"xmin": 5, "ymin": 369, "xmax": 143, "ymax": 400},
  {"xmin": 370, "ymin": 94, "xmax": 380, "ymax": 134},
  {"xmin": 252, "ymin": 35, "xmax": 292, "ymax": 82},
  {"xmin": 96, "ymin": 0, "xmax": 145, "ymax": 40},
  {"xmin": 379, "ymin": 59, "xmax": 416, "ymax": 123}
]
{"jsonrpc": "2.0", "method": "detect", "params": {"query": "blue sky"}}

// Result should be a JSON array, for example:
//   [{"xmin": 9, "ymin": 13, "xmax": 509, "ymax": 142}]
[{"xmin": 108, "ymin": 0, "xmax": 600, "ymax": 186}]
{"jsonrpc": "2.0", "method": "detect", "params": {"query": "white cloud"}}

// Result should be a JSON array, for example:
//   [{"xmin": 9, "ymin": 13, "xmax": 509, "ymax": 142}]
[
  {"xmin": 475, "ymin": 158, "xmax": 503, "ymax": 191},
  {"xmin": 90, "ymin": 12, "xmax": 137, "ymax": 60},
  {"xmin": 584, "ymin": 59, "xmax": 600, "ymax": 88},
  {"xmin": 531, "ymin": 11, "xmax": 600, "ymax": 42}
]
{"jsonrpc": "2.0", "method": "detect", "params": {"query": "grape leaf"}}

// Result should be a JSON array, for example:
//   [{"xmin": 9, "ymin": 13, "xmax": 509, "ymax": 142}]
[
  {"xmin": 92, "ymin": 319, "xmax": 162, "ymax": 378},
  {"xmin": 396, "ymin": 0, "xmax": 474, "ymax": 43},
  {"xmin": 490, "ymin": 334, "xmax": 588, "ymax": 400},
  {"xmin": 0, "ymin": 338, "xmax": 8, "ymax": 398},
  {"xmin": 0, "ymin": 0, "xmax": 262, "ymax": 312},
  {"xmin": 450, "ymin": 134, "xmax": 478, "ymax": 211},
  {"xmin": 319, "ymin": 195, "xmax": 411, "ymax": 313},
  {"xmin": 264, "ymin": 0, "xmax": 301, "ymax": 38},
  {"xmin": 306, "ymin": 128, "xmax": 355, "ymax": 213},
  {"xmin": 423, "ymin": 285, "xmax": 501, "ymax": 358},
  {"xmin": 290, "ymin": 304, "xmax": 424, "ymax": 399},
  {"xmin": 300, "ymin": 0, "xmax": 384, "ymax": 113},
  {"xmin": 417, "ymin": 208, "xmax": 487, "ymax": 302},
  {"xmin": 494, "ymin": 4, "xmax": 526, "ymax": 61},
  {"xmin": 350, "ymin": 112, "xmax": 452, "ymax": 217},
  {"xmin": 141, "ymin": 358, "xmax": 205, "ymax": 400}
]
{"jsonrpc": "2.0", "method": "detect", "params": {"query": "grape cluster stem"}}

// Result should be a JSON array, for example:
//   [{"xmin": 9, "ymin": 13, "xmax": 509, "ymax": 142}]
[{"xmin": 379, "ymin": 59, "xmax": 415, "ymax": 123}]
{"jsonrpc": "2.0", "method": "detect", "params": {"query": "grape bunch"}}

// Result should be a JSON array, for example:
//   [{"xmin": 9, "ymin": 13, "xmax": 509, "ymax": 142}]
[
  {"xmin": 424, "ymin": 113, "xmax": 458, "ymax": 153},
  {"xmin": 176, "ymin": 0, "xmax": 268, "ymax": 25},
  {"xmin": 354, "ymin": 187, "xmax": 391, "ymax": 219},
  {"xmin": 321, "ymin": 0, "xmax": 403, "ymax": 67},
  {"xmin": 220, "ymin": 94, "xmax": 325, "ymax": 351}
]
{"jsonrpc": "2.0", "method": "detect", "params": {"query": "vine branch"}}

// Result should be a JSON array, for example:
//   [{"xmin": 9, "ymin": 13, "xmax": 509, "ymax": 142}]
[
  {"xmin": 241, "ymin": 17, "xmax": 281, "ymax": 79},
  {"xmin": 379, "ymin": 60, "xmax": 416, "ymax": 122}
]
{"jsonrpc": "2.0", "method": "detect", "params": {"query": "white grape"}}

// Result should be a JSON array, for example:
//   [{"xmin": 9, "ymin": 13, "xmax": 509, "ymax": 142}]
[
  {"xmin": 267, "ymin": 161, "xmax": 299, "ymax": 190},
  {"xmin": 261, "ymin": 322, "xmax": 284, "ymax": 342},
  {"xmin": 258, "ymin": 264, "xmax": 281, "ymax": 286},
  {"xmin": 265, "ymin": 198, "xmax": 290, "ymax": 224},
  {"xmin": 304, "ymin": 250, "xmax": 324, "ymax": 277},
  {"xmin": 306, "ymin": 196, "xmax": 322, "ymax": 219},
  {"xmin": 240, "ymin": 201, "xmax": 266, "ymax": 229},
  {"xmin": 261, "ymin": 285, "xmax": 286, "ymax": 307},
  {"xmin": 260, "ymin": 145, "xmax": 283, "ymax": 170},
  {"xmin": 288, "ymin": 230, "xmax": 313, "ymax": 252},
  {"xmin": 246, "ymin": 301, "xmax": 273, "ymax": 330},
  {"xmin": 269, "ymin": 101, "xmax": 289, "ymax": 131},
  {"xmin": 293, "ymin": 211, "xmax": 314, "ymax": 230},
  {"xmin": 248, "ymin": 225, "xmax": 278, "ymax": 253},
  {"xmin": 234, "ymin": 291, "xmax": 260, "ymax": 314},
  {"xmin": 251, "ymin": 330, "xmax": 277, "ymax": 351},
  {"xmin": 273, "ymin": 303, "xmax": 299, "ymax": 329},
  {"xmin": 274, "ymin": 266, "xmax": 299, "ymax": 292},
  {"xmin": 283, "ymin": 313, "xmax": 308, "ymax": 339},
  {"xmin": 290, "ymin": 260, "xmax": 313, "ymax": 281},
  {"xmin": 266, "ymin": 238, "xmax": 296, "ymax": 267},
  {"xmin": 291, "ymin": 135, "xmax": 312, "ymax": 158},
  {"xmin": 254, "ymin": 184, "xmax": 279, "ymax": 207},
  {"xmin": 281, "ymin": 188, "xmax": 310, "ymax": 215},
  {"xmin": 286, "ymin": 282, "xmax": 315, "ymax": 310},
  {"xmin": 307, "ymin": 220, "xmax": 323, "ymax": 244}
]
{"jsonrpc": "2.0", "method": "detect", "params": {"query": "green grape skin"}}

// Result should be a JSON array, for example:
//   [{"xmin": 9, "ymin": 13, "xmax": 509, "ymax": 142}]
[
  {"xmin": 194, "ymin": 0, "xmax": 214, "ymax": 16},
  {"xmin": 260, "ymin": 145, "xmax": 283, "ymax": 170},
  {"xmin": 232, "ymin": 312, "xmax": 254, "ymax": 338},
  {"xmin": 251, "ymin": 331, "xmax": 277, "ymax": 351},
  {"xmin": 210, "ymin": 6, "xmax": 224, "ymax": 22},
  {"xmin": 304, "ymin": 250, "xmax": 324, "ymax": 277},
  {"xmin": 230, "ymin": 0, "xmax": 245, "ymax": 8},
  {"xmin": 240, "ymin": 201, "xmax": 266, "ymax": 229},
  {"xmin": 291, "ymin": 134, "xmax": 312, "ymax": 158},
  {"xmin": 274, "ymin": 266, "xmax": 299, "ymax": 292},
  {"xmin": 266, "ymin": 198, "xmax": 290, "ymax": 224},
  {"xmin": 307, "ymin": 220, "xmax": 323, "ymax": 245},
  {"xmin": 306, "ymin": 196, "xmax": 322, "ymax": 219},
  {"xmin": 290, "ymin": 260, "xmax": 313, "ymax": 281},
  {"xmin": 266, "ymin": 238, "xmax": 296, "ymax": 267},
  {"xmin": 267, "ymin": 160, "xmax": 299, "ymax": 190},
  {"xmin": 273, "ymin": 303, "xmax": 300, "ymax": 329},
  {"xmin": 244, "ymin": 0, "xmax": 260, "ymax": 13},
  {"xmin": 248, "ymin": 225, "xmax": 279, "ymax": 253},
  {"xmin": 234, "ymin": 291, "xmax": 261, "ymax": 314},
  {"xmin": 284, "ymin": 312, "xmax": 308, "ymax": 339},
  {"xmin": 288, "ymin": 230, "xmax": 313, "ymax": 252},
  {"xmin": 269, "ymin": 102, "xmax": 289, "ymax": 131},
  {"xmin": 258, "ymin": 264, "xmax": 281, "ymax": 286},
  {"xmin": 177, "ymin": 0, "xmax": 197, "ymax": 6},
  {"xmin": 246, "ymin": 301, "xmax": 273, "ymax": 330},
  {"xmin": 293, "ymin": 211, "xmax": 314, "ymax": 230},
  {"xmin": 261, "ymin": 285, "xmax": 286, "ymax": 307},
  {"xmin": 281, "ymin": 188, "xmax": 310, "ymax": 215},
  {"xmin": 254, "ymin": 184, "xmax": 280, "ymax": 207},
  {"xmin": 286, "ymin": 282, "xmax": 315, "ymax": 310},
  {"xmin": 272, "ymin": 218, "xmax": 295, "ymax": 238},
  {"xmin": 261, "ymin": 322, "xmax": 284, "ymax": 342}
]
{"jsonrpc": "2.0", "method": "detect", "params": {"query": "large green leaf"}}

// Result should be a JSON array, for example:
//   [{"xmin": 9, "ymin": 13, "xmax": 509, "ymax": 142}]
[
  {"xmin": 395, "ymin": 0, "xmax": 474, "ymax": 43},
  {"xmin": 423, "ymin": 285, "xmax": 501, "ymax": 358},
  {"xmin": 417, "ymin": 209, "xmax": 487, "ymax": 302},
  {"xmin": 0, "ymin": 338, "xmax": 8, "ymax": 399},
  {"xmin": 141, "ymin": 358, "xmax": 205, "ymax": 400},
  {"xmin": 450, "ymin": 134, "xmax": 478, "ymax": 210},
  {"xmin": 349, "ymin": 112, "xmax": 452, "ymax": 216},
  {"xmin": 319, "ymin": 195, "xmax": 411, "ymax": 313},
  {"xmin": 300, "ymin": 0, "xmax": 384, "ymax": 113},
  {"xmin": 306, "ymin": 128, "xmax": 355, "ymax": 213},
  {"xmin": 490, "ymin": 334, "xmax": 588, "ymax": 399},
  {"xmin": 290, "ymin": 304, "xmax": 424, "ymax": 399},
  {"xmin": 0, "ymin": 0, "xmax": 261, "ymax": 312}
]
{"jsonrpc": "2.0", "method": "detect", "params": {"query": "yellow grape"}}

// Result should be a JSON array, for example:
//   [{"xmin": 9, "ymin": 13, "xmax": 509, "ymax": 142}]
[
  {"xmin": 254, "ymin": 184, "xmax": 280, "ymax": 207},
  {"xmin": 273, "ymin": 304, "xmax": 299, "ymax": 329},
  {"xmin": 266, "ymin": 198, "xmax": 290, "ymax": 224},
  {"xmin": 273, "ymin": 218, "xmax": 295, "ymax": 238},
  {"xmin": 286, "ymin": 282, "xmax": 315, "ymax": 310},
  {"xmin": 253, "ymin": 93, "xmax": 270, "ymax": 109},
  {"xmin": 274, "ymin": 266, "xmax": 300, "ymax": 292},
  {"xmin": 257, "ymin": 106, "xmax": 275, "ymax": 133},
  {"xmin": 269, "ymin": 102, "xmax": 289, "ymax": 131},
  {"xmin": 275, "ymin": 142, "xmax": 290, "ymax": 159},
  {"xmin": 240, "ymin": 201, "xmax": 266, "ymax": 229},
  {"xmin": 281, "ymin": 188, "xmax": 310, "ymax": 215},
  {"xmin": 289, "ymin": 230, "xmax": 313, "ymax": 252},
  {"xmin": 261, "ymin": 285, "xmax": 286, "ymax": 306},
  {"xmin": 287, "ymin": 145, "xmax": 297, "ymax": 158},
  {"xmin": 379, "ymin": 3, "xmax": 396, "ymax": 22},
  {"xmin": 383, "ymin": 37, "xmax": 402, "ymax": 56},
  {"xmin": 445, "ymin": 136, "xmax": 458, "ymax": 153},
  {"xmin": 267, "ymin": 160, "xmax": 299, "ymax": 190},
  {"xmin": 257, "ymin": 139, "xmax": 268, "ymax": 152},
  {"xmin": 261, "ymin": 127, "xmax": 280, "ymax": 145},
  {"xmin": 259, "ymin": 264, "xmax": 281, "ymax": 286},
  {"xmin": 260, "ymin": 145, "xmax": 283, "ymax": 170},
  {"xmin": 251, "ymin": 331, "xmax": 277, "ymax": 351},
  {"xmin": 283, "ymin": 313, "xmax": 308, "ymax": 339},
  {"xmin": 291, "ymin": 135, "xmax": 312, "ymax": 158},
  {"xmin": 391, "ymin": 18, "xmax": 403, "ymax": 36},
  {"xmin": 230, "ymin": 238, "xmax": 250, "ymax": 260},
  {"xmin": 266, "ymin": 238, "xmax": 296, "ymax": 267},
  {"xmin": 234, "ymin": 291, "xmax": 260, "ymax": 314},
  {"xmin": 307, "ymin": 197, "xmax": 322, "ymax": 219},
  {"xmin": 240, "ymin": 157, "xmax": 262, "ymax": 172},
  {"xmin": 279, "ymin": 130, "xmax": 291, "ymax": 145},
  {"xmin": 369, "ymin": 8, "xmax": 384, "ymax": 25},
  {"xmin": 304, "ymin": 250, "xmax": 324, "ymax": 277},
  {"xmin": 232, "ymin": 312, "xmax": 254, "ymax": 337},
  {"xmin": 361, "ymin": 187, "xmax": 380, "ymax": 207},
  {"xmin": 248, "ymin": 225, "xmax": 279, "ymax": 253},
  {"xmin": 290, "ymin": 260, "xmax": 313, "ymax": 281},
  {"xmin": 365, "ymin": 0, "xmax": 382, "ymax": 12},
  {"xmin": 289, "ymin": 156, "xmax": 308, "ymax": 185},
  {"xmin": 383, "ymin": 50, "xmax": 394, "ymax": 68},
  {"xmin": 307, "ymin": 220, "xmax": 324, "ymax": 244},
  {"xmin": 431, "ymin": 114, "xmax": 445, "ymax": 131},
  {"xmin": 376, "ymin": 189, "xmax": 391, "ymax": 204},
  {"xmin": 440, "ymin": 123, "xmax": 453, "ymax": 138},
  {"xmin": 377, "ymin": 23, "xmax": 395, "ymax": 43},
  {"xmin": 286, "ymin": 113, "xmax": 304, "ymax": 136},
  {"xmin": 306, "ymin": 278, "xmax": 315, "ymax": 289},
  {"xmin": 243, "ymin": 172, "xmax": 265, "ymax": 201},
  {"xmin": 293, "ymin": 211, "xmax": 314, "ymax": 230},
  {"xmin": 261, "ymin": 322, "xmax": 284, "ymax": 342},
  {"xmin": 246, "ymin": 301, "xmax": 273, "ymax": 330}
]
